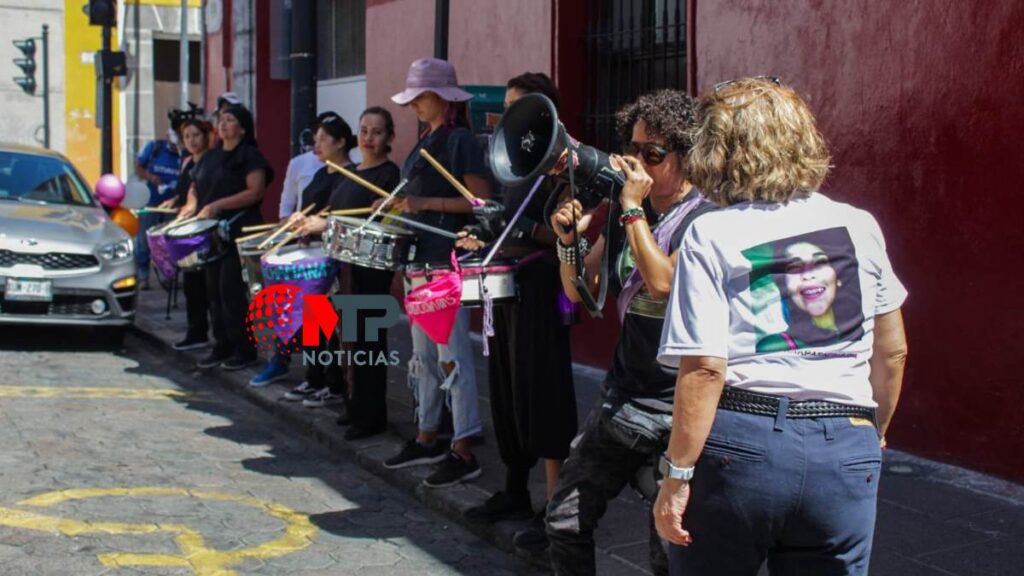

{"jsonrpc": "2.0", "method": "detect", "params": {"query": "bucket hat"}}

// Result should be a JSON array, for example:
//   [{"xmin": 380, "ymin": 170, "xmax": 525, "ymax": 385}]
[{"xmin": 391, "ymin": 58, "xmax": 474, "ymax": 105}]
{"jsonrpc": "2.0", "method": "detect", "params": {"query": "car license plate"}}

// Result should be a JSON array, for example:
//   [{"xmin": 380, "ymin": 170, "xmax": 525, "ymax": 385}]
[{"xmin": 4, "ymin": 278, "xmax": 53, "ymax": 302}]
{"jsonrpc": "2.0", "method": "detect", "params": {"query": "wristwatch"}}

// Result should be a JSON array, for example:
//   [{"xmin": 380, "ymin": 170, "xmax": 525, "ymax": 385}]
[{"xmin": 659, "ymin": 456, "xmax": 695, "ymax": 482}]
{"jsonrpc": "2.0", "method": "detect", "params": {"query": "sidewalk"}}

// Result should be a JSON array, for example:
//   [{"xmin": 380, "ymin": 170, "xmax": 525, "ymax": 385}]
[{"xmin": 132, "ymin": 288, "xmax": 1024, "ymax": 575}]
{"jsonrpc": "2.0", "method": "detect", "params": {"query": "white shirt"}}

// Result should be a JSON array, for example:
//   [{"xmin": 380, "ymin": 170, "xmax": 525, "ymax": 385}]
[
  {"xmin": 278, "ymin": 151, "xmax": 325, "ymax": 218},
  {"xmin": 657, "ymin": 192, "xmax": 907, "ymax": 408}
]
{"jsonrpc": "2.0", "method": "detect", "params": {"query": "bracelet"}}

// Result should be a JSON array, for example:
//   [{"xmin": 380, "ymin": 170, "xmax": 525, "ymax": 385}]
[
  {"xmin": 557, "ymin": 236, "xmax": 591, "ymax": 265},
  {"xmin": 618, "ymin": 207, "xmax": 645, "ymax": 226}
]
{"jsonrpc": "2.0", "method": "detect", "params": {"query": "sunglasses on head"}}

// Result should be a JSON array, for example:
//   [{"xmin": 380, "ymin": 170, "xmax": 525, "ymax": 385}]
[
  {"xmin": 713, "ymin": 75, "xmax": 782, "ymax": 94},
  {"xmin": 625, "ymin": 142, "xmax": 671, "ymax": 166}
]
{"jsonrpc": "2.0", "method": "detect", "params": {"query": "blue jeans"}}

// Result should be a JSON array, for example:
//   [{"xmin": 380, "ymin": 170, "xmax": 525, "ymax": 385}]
[
  {"xmin": 408, "ymin": 308, "xmax": 482, "ymax": 442},
  {"xmin": 669, "ymin": 404, "xmax": 882, "ymax": 575},
  {"xmin": 135, "ymin": 211, "xmax": 166, "ymax": 280}
]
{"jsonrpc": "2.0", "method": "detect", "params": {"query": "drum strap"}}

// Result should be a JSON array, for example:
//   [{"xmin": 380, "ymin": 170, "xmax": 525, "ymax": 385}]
[{"xmin": 219, "ymin": 211, "xmax": 246, "ymax": 239}]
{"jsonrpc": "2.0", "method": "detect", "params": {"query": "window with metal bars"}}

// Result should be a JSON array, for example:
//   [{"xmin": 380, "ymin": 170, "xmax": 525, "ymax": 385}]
[{"xmin": 583, "ymin": 0, "xmax": 687, "ymax": 152}]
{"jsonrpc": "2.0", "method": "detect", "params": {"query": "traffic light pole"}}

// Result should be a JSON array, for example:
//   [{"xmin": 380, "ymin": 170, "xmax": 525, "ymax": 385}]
[
  {"xmin": 101, "ymin": 24, "xmax": 112, "ymax": 174},
  {"xmin": 42, "ymin": 24, "xmax": 49, "ymax": 149}
]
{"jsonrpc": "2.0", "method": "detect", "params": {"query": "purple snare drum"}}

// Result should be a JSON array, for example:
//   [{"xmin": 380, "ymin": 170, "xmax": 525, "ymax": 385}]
[
  {"xmin": 260, "ymin": 243, "xmax": 341, "ymax": 296},
  {"xmin": 165, "ymin": 219, "xmax": 229, "ymax": 271}
]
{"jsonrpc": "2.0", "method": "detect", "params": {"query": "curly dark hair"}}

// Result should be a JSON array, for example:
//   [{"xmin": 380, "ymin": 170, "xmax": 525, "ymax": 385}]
[{"xmin": 615, "ymin": 89, "xmax": 696, "ymax": 153}]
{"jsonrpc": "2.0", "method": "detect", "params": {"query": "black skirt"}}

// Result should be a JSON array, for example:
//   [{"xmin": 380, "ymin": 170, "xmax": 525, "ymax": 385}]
[{"xmin": 488, "ymin": 257, "xmax": 578, "ymax": 461}]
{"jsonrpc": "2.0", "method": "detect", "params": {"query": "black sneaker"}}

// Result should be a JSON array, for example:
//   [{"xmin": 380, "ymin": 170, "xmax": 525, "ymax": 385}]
[
  {"xmin": 512, "ymin": 506, "xmax": 549, "ymax": 552},
  {"xmin": 423, "ymin": 451, "xmax": 482, "ymax": 488},
  {"xmin": 283, "ymin": 381, "xmax": 316, "ymax": 401},
  {"xmin": 197, "ymin": 350, "xmax": 231, "ymax": 369},
  {"xmin": 173, "ymin": 335, "xmax": 210, "ymax": 352},
  {"xmin": 221, "ymin": 355, "xmax": 260, "ymax": 371},
  {"xmin": 465, "ymin": 491, "xmax": 533, "ymax": 523},
  {"xmin": 383, "ymin": 440, "xmax": 446, "ymax": 470}
]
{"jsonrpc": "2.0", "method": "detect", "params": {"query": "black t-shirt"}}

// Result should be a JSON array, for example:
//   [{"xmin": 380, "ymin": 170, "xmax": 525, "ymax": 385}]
[
  {"xmin": 604, "ymin": 189, "xmax": 716, "ymax": 401},
  {"xmin": 328, "ymin": 161, "xmax": 400, "ymax": 211},
  {"xmin": 300, "ymin": 166, "xmax": 342, "ymax": 214},
  {"xmin": 192, "ymin": 143, "xmax": 275, "ymax": 238},
  {"xmin": 173, "ymin": 157, "xmax": 195, "ymax": 207},
  {"xmin": 400, "ymin": 126, "xmax": 488, "ymax": 263}
]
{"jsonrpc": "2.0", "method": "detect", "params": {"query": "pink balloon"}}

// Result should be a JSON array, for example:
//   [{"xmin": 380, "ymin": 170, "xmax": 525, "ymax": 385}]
[{"xmin": 95, "ymin": 174, "xmax": 126, "ymax": 208}]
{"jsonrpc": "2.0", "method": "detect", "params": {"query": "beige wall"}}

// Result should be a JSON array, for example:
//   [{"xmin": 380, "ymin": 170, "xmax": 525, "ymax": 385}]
[{"xmin": 366, "ymin": 0, "xmax": 552, "ymax": 164}]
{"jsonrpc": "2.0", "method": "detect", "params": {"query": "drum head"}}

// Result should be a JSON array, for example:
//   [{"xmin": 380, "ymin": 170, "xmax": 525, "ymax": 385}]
[
  {"xmin": 262, "ymin": 243, "xmax": 326, "ymax": 265},
  {"xmin": 331, "ymin": 215, "xmax": 413, "ymax": 237},
  {"xmin": 166, "ymin": 219, "xmax": 218, "ymax": 237}
]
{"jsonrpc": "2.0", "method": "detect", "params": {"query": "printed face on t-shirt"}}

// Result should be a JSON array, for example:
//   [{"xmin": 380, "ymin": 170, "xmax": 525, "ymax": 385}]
[{"xmin": 742, "ymin": 227, "xmax": 865, "ymax": 353}]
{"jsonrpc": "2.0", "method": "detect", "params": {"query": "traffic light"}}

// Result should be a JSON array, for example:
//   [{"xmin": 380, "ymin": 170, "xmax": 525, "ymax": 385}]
[
  {"xmin": 87, "ymin": 0, "xmax": 116, "ymax": 27},
  {"xmin": 12, "ymin": 38, "xmax": 36, "ymax": 95}
]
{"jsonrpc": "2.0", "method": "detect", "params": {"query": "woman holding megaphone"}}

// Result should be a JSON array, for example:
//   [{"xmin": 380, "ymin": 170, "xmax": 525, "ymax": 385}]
[{"xmin": 544, "ymin": 90, "xmax": 717, "ymax": 576}]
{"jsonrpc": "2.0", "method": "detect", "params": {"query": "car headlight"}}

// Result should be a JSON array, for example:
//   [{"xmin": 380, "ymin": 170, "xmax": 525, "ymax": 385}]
[{"xmin": 99, "ymin": 239, "xmax": 133, "ymax": 262}]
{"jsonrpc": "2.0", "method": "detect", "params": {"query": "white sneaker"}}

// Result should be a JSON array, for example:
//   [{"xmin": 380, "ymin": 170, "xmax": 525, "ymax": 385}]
[
  {"xmin": 302, "ymin": 387, "xmax": 345, "ymax": 408},
  {"xmin": 283, "ymin": 381, "xmax": 316, "ymax": 402}
]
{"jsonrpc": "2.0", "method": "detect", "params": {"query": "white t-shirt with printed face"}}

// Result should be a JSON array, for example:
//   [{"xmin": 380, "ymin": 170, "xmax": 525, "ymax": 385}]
[{"xmin": 657, "ymin": 192, "xmax": 907, "ymax": 408}]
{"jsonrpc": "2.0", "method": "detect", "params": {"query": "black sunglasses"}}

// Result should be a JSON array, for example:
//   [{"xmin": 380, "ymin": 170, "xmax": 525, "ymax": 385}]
[
  {"xmin": 625, "ymin": 142, "xmax": 671, "ymax": 166},
  {"xmin": 713, "ymin": 75, "xmax": 782, "ymax": 94}
]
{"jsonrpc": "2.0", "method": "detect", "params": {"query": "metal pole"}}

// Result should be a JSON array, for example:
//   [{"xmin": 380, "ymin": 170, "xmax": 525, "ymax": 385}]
[
  {"xmin": 101, "ymin": 24, "xmax": 113, "ymax": 175},
  {"xmin": 434, "ymin": 0, "xmax": 449, "ymax": 59},
  {"xmin": 199, "ymin": 0, "xmax": 207, "ymax": 110},
  {"xmin": 179, "ymin": 0, "xmax": 189, "ymax": 109},
  {"xmin": 290, "ymin": 0, "xmax": 316, "ymax": 157},
  {"xmin": 42, "ymin": 24, "xmax": 50, "ymax": 149}
]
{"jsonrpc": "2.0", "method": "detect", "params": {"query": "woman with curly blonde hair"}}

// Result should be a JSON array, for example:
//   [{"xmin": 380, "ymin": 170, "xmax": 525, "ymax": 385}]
[{"xmin": 654, "ymin": 77, "xmax": 908, "ymax": 575}]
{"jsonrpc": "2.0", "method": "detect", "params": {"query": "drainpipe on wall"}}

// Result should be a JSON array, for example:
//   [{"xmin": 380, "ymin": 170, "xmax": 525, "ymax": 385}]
[
  {"xmin": 434, "ymin": 0, "xmax": 448, "ymax": 60},
  {"xmin": 289, "ymin": 0, "xmax": 316, "ymax": 157}
]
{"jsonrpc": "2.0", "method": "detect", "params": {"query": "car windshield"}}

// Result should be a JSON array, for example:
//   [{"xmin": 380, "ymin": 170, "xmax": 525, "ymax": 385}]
[{"xmin": 0, "ymin": 151, "xmax": 95, "ymax": 206}]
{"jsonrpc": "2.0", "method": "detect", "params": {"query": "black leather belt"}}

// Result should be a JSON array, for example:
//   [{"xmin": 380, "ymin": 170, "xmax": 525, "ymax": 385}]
[{"xmin": 719, "ymin": 386, "xmax": 875, "ymax": 421}]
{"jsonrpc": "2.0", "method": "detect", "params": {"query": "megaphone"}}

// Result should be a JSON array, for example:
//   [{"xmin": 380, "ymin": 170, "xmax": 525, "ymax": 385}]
[{"xmin": 489, "ymin": 94, "xmax": 624, "ymax": 210}]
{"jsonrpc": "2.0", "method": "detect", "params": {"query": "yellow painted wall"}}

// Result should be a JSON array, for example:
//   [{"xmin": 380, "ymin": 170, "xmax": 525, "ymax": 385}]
[{"xmin": 63, "ymin": 0, "xmax": 117, "ymax": 184}]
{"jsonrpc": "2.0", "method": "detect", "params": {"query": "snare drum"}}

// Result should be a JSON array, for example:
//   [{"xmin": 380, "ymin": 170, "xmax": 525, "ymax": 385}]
[
  {"xmin": 165, "ymin": 219, "xmax": 229, "ymax": 271},
  {"xmin": 145, "ymin": 220, "xmax": 178, "ymax": 281},
  {"xmin": 235, "ymin": 232, "xmax": 273, "ymax": 297},
  {"xmin": 260, "ymin": 243, "xmax": 341, "ymax": 296},
  {"xmin": 323, "ymin": 216, "xmax": 417, "ymax": 271},
  {"xmin": 404, "ymin": 258, "xmax": 518, "ymax": 307}
]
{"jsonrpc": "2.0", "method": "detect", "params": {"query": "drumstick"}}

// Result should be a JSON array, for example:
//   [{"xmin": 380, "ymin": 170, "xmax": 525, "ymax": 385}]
[
  {"xmin": 327, "ymin": 207, "xmax": 375, "ymax": 216},
  {"xmin": 326, "ymin": 160, "xmax": 392, "ymax": 200},
  {"xmin": 418, "ymin": 149, "xmax": 479, "ymax": 204},
  {"xmin": 234, "ymin": 230, "xmax": 270, "ymax": 243},
  {"xmin": 241, "ymin": 222, "xmax": 280, "ymax": 233},
  {"xmin": 137, "ymin": 207, "xmax": 178, "ymax": 214},
  {"xmin": 257, "ymin": 203, "xmax": 316, "ymax": 249},
  {"xmin": 266, "ymin": 228, "xmax": 303, "ymax": 256},
  {"xmin": 382, "ymin": 212, "xmax": 460, "ymax": 240}
]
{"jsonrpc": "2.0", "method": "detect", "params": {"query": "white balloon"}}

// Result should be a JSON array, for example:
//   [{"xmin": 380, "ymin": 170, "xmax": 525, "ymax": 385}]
[{"xmin": 122, "ymin": 181, "xmax": 151, "ymax": 210}]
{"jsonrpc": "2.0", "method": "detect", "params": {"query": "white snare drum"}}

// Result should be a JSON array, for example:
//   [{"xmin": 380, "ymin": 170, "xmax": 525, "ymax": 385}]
[
  {"xmin": 323, "ymin": 216, "xmax": 417, "ymax": 271},
  {"xmin": 404, "ymin": 258, "xmax": 518, "ymax": 307},
  {"xmin": 235, "ymin": 232, "xmax": 272, "ymax": 297}
]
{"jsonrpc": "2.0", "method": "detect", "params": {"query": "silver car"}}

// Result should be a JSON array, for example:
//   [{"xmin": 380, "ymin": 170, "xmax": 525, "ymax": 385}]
[{"xmin": 0, "ymin": 144, "xmax": 137, "ymax": 339}]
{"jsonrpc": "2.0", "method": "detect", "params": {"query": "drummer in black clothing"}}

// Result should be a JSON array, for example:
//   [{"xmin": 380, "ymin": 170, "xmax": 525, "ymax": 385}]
[
  {"xmin": 163, "ymin": 118, "xmax": 214, "ymax": 352},
  {"xmin": 249, "ymin": 111, "xmax": 355, "ymax": 391},
  {"xmin": 178, "ymin": 104, "xmax": 274, "ymax": 371},
  {"xmin": 290, "ymin": 106, "xmax": 401, "ymax": 440}
]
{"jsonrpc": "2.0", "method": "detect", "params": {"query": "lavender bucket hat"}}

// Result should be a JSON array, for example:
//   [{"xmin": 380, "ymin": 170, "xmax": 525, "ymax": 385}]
[{"xmin": 391, "ymin": 58, "xmax": 474, "ymax": 105}]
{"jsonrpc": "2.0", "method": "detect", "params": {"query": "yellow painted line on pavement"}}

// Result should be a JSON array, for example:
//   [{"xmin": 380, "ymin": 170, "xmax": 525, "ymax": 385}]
[
  {"xmin": 0, "ymin": 386, "xmax": 187, "ymax": 400},
  {"xmin": 0, "ymin": 487, "xmax": 318, "ymax": 576}
]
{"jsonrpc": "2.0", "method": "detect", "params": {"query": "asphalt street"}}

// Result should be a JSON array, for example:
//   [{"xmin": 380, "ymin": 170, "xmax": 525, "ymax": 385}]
[{"xmin": 0, "ymin": 326, "xmax": 533, "ymax": 576}]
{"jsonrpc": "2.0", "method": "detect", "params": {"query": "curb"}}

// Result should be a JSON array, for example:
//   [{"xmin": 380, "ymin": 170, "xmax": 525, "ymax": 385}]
[{"xmin": 128, "ymin": 322, "xmax": 553, "ymax": 572}]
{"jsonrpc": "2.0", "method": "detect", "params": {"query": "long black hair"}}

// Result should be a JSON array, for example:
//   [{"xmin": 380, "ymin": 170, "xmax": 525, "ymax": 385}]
[{"xmin": 316, "ymin": 111, "xmax": 355, "ymax": 152}]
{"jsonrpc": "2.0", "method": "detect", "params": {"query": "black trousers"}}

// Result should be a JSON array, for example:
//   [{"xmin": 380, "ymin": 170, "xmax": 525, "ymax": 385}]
[
  {"xmin": 346, "ymin": 265, "xmax": 394, "ymax": 430},
  {"xmin": 182, "ymin": 269, "xmax": 209, "ymax": 340},
  {"xmin": 546, "ymin": 406, "xmax": 668, "ymax": 576},
  {"xmin": 204, "ymin": 244, "xmax": 254, "ymax": 359},
  {"xmin": 488, "ymin": 258, "xmax": 577, "ymax": 493}
]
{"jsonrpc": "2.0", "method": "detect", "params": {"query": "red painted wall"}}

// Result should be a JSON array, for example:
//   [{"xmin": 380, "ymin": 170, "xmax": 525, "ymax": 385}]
[
  {"xmin": 694, "ymin": 0, "xmax": 1024, "ymax": 480},
  {"xmin": 254, "ymin": 0, "xmax": 290, "ymax": 222}
]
